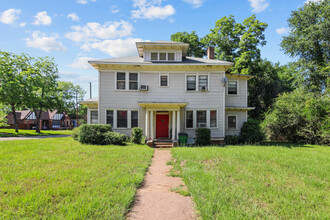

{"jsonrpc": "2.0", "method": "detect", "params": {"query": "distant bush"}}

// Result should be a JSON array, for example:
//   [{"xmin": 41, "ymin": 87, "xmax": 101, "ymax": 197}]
[
  {"xmin": 240, "ymin": 119, "xmax": 265, "ymax": 144},
  {"xmin": 131, "ymin": 127, "xmax": 143, "ymax": 144},
  {"xmin": 77, "ymin": 124, "xmax": 127, "ymax": 145},
  {"xmin": 196, "ymin": 128, "xmax": 211, "ymax": 146},
  {"xmin": 224, "ymin": 135, "xmax": 240, "ymax": 145},
  {"xmin": 71, "ymin": 127, "xmax": 80, "ymax": 141}
]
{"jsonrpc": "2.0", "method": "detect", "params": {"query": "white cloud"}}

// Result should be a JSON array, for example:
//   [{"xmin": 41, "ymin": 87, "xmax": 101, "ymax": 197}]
[
  {"xmin": 33, "ymin": 11, "xmax": 52, "ymax": 26},
  {"xmin": 81, "ymin": 38, "xmax": 146, "ymax": 57},
  {"xmin": 19, "ymin": 22, "xmax": 26, "ymax": 27},
  {"xmin": 131, "ymin": 0, "xmax": 175, "ymax": 20},
  {"xmin": 111, "ymin": 5, "xmax": 120, "ymax": 14},
  {"xmin": 65, "ymin": 20, "xmax": 133, "ymax": 42},
  {"xmin": 276, "ymin": 27, "xmax": 289, "ymax": 35},
  {"xmin": 248, "ymin": 0, "xmax": 269, "ymax": 13},
  {"xmin": 77, "ymin": 0, "xmax": 96, "ymax": 4},
  {"xmin": 24, "ymin": 31, "xmax": 67, "ymax": 52},
  {"xmin": 69, "ymin": 57, "xmax": 95, "ymax": 69},
  {"xmin": 67, "ymin": 13, "xmax": 79, "ymax": 21},
  {"xmin": 182, "ymin": 0, "xmax": 206, "ymax": 8},
  {"xmin": 305, "ymin": 0, "xmax": 322, "ymax": 3},
  {"xmin": 0, "ymin": 8, "xmax": 21, "ymax": 24}
]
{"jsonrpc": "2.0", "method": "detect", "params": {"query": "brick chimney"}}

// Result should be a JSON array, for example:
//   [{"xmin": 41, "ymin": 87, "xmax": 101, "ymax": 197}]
[{"xmin": 207, "ymin": 47, "xmax": 215, "ymax": 59}]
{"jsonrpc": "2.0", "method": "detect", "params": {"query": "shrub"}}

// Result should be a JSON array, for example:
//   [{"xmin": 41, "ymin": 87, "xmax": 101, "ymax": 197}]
[
  {"xmin": 224, "ymin": 135, "xmax": 240, "ymax": 145},
  {"xmin": 104, "ymin": 131, "xmax": 127, "ymax": 146},
  {"xmin": 78, "ymin": 124, "xmax": 113, "ymax": 145},
  {"xmin": 131, "ymin": 127, "xmax": 143, "ymax": 144},
  {"xmin": 195, "ymin": 128, "xmax": 211, "ymax": 146},
  {"xmin": 239, "ymin": 119, "xmax": 265, "ymax": 144},
  {"xmin": 71, "ymin": 127, "xmax": 80, "ymax": 141}
]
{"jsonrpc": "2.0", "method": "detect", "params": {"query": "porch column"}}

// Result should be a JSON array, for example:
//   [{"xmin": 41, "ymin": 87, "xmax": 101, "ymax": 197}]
[
  {"xmin": 176, "ymin": 110, "xmax": 180, "ymax": 138},
  {"xmin": 172, "ymin": 110, "xmax": 176, "ymax": 140},
  {"xmin": 145, "ymin": 110, "xmax": 149, "ymax": 138},
  {"xmin": 150, "ymin": 110, "xmax": 154, "ymax": 140}
]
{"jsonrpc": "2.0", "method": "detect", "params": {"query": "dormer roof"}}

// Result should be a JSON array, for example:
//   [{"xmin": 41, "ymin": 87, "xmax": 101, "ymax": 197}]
[{"xmin": 136, "ymin": 41, "xmax": 189, "ymax": 58}]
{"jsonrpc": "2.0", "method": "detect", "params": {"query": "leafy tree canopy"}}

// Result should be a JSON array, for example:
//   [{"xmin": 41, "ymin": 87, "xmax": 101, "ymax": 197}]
[{"xmin": 171, "ymin": 31, "xmax": 205, "ymax": 58}]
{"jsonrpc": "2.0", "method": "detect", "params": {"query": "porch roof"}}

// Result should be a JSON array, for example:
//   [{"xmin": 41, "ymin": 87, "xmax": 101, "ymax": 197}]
[{"xmin": 138, "ymin": 102, "xmax": 188, "ymax": 110}]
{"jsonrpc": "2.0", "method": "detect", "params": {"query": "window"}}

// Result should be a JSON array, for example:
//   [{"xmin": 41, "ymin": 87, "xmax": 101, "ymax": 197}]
[
  {"xmin": 160, "ymin": 74, "xmax": 168, "ymax": 87},
  {"xmin": 159, "ymin": 53, "xmax": 166, "ymax": 61},
  {"xmin": 197, "ymin": 111, "xmax": 207, "ymax": 128},
  {"xmin": 106, "ymin": 110, "xmax": 113, "ymax": 126},
  {"xmin": 186, "ymin": 111, "xmax": 193, "ymax": 128},
  {"xmin": 91, "ymin": 110, "xmax": 98, "ymax": 124},
  {"xmin": 210, "ymin": 110, "xmax": 217, "ymax": 128},
  {"xmin": 187, "ymin": 75, "xmax": 196, "ymax": 91},
  {"xmin": 131, "ymin": 111, "xmax": 138, "ymax": 128},
  {"xmin": 168, "ymin": 53, "xmax": 175, "ymax": 61},
  {"xmin": 151, "ymin": 52, "xmax": 158, "ymax": 61},
  {"xmin": 116, "ymin": 72, "xmax": 126, "ymax": 90},
  {"xmin": 228, "ymin": 116, "xmax": 237, "ymax": 130},
  {"xmin": 199, "ymin": 75, "xmax": 208, "ymax": 89},
  {"xmin": 117, "ymin": 111, "xmax": 127, "ymax": 128},
  {"xmin": 129, "ymin": 73, "xmax": 138, "ymax": 90},
  {"xmin": 228, "ymin": 81, "xmax": 238, "ymax": 95}
]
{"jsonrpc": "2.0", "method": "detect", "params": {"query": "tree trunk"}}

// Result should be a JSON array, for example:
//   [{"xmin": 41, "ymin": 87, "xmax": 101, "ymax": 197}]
[
  {"xmin": 34, "ymin": 109, "xmax": 42, "ymax": 133},
  {"xmin": 11, "ymin": 104, "xmax": 19, "ymax": 133}
]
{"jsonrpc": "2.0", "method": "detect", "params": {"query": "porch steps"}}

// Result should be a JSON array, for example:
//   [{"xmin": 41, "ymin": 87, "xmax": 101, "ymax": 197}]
[{"xmin": 153, "ymin": 141, "xmax": 173, "ymax": 148}]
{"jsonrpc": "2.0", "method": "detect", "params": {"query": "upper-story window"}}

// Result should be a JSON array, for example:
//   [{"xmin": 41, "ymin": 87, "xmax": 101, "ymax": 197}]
[
  {"xmin": 227, "ymin": 80, "xmax": 238, "ymax": 95},
  {"xmin": 186, "ymin": 73, "xmax": 209, "ymax": 91},
  {"xmin": 159, "ymin": 73, "xmax": 169, "ymax": 87},
  {"xmin": 116, "ymin": 72, "xmax": 139, "ymax": 91},
  {"xmin": 150, "ymin": 52, "xmax": 175, "ymax": 61}
]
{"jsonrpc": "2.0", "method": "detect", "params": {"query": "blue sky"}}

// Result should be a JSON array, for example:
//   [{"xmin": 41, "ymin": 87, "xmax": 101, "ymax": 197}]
[{"xmin": 0, "ymin": 0, "xmax": 319, "ymax": 98}]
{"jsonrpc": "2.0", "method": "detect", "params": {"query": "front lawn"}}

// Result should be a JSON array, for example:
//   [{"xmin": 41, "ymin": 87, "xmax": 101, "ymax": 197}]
[
  {"xmin": 0, "ymin": 138, "xmax": 153, "ymax": 219},
  {"xmin": 0, "ymin": 128, "xmax": 72, "ymax": 137},
  {"xmin": 171, "ymin": 144, "xmax": 329, "ymax": 219}
]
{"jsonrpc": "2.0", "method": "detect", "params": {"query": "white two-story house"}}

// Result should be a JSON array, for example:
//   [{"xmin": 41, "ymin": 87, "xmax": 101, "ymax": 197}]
[{"xmin": 80, "ymin": 41, "xmax": 254, "ymax": 145}]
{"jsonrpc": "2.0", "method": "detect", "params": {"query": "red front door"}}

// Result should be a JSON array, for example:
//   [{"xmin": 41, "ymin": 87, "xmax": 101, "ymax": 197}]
[{"xmin": 156, "ymin": 114, "xmax": 169, "ymax": 138}]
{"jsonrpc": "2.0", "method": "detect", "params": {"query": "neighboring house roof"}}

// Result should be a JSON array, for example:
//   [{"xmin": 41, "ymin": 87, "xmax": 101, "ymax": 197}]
[
  {"xmin": 6, "ymin": 110, "xmax": 70, "ymax": 122},
  {"xmin": 88, "ymin": 56, "xmax": 233, "ymax": 66}
]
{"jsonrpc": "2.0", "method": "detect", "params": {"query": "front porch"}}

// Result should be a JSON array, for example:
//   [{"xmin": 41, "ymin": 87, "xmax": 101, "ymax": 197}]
[{"xmin": 138, "ymin": 102, "xmax": 188, "ymax": 147}]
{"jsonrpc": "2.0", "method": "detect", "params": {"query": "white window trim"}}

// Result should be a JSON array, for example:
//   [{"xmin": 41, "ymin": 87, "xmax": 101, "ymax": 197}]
[
  {"xmin": 185, "ymin": 73, "xmax": 210, "ymax": 92},
  {"xmin": 115, "ymin": 72, "xmax": 140, "ymax": 91},
  {"xmin": 227, "ymin": 114, "xmax": 238, "ymax": 130},
  {"xmin": 159, "ymin": 73, "xmax": 170, "ymax": 87},
  {"xmin": 185, "ymin": 109, "xmax": 218, "ymax": 129},
  {"xmin": 106, "ymin": 109, "xmax": 139, "ymax": 129},
  {"xmin": 226, "ymin": 79, "xmax": 239, "ymax": 96}
]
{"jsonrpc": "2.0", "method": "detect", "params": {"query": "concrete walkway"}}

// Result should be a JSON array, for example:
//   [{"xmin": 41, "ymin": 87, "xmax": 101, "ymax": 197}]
[
  {"xmin": 128, "ymin": 149, "xmax": 196, "ymax": 220},
  {"xmin": 0, "ymin": 135, "xmax": 70, "ymax": 141}
]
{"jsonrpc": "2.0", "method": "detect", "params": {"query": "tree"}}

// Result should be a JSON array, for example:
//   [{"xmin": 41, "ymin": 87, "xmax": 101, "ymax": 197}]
[
  {"xmin": 203, "ymin": 15, "xmax": 243, "ymax": 62},
  {"xmin": 0, "ymin": 51, "xmax": 31, "ymax": 132},
  {"xmin": 25, "ymin": 57, "xmax": 60, "ymax": 133},
  {"xmin": 171, "ymin": 31, "xmax": 205, "ymax": 57},
  {"xmin": 280, "ymin": 0, "xmax": 329, "ymax": 92},
  {"xmin": 0, "ymin": 104, "xmax": 10, "ymax": 127}
]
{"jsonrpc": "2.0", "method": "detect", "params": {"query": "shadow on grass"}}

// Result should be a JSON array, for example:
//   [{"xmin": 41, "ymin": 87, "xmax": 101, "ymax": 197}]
[{"xmin": 176, "ymin": 142, "xmax": 316, "ymax": 149}]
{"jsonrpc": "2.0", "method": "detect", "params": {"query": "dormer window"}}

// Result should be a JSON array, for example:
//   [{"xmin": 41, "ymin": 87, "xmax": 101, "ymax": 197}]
[{"xmin": 149, "ymin": 52, "xmax": 176, "ymax": 62}]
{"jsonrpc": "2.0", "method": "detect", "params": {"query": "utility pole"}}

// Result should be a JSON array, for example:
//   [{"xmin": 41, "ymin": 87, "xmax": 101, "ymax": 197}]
[
  {"xmin": 89, "ymin": 82, "xmax": 92, "ymax": 99},
  {"xmin": 76, "ymin": 92, "xmax": 79, "ymax": 127}
]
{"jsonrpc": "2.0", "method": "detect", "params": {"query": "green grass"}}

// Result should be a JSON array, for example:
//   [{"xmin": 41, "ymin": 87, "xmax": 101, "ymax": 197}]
[
  {"xmin": 171, "ymin": 144, "xmax": 330, "ymax": 219},
  {"xmin": 0, "ymin": 128, "xmax": 72, "ymax": 137},
  {"xmin": 0, "ymin": 138, "xmax": 153, "ymax": 219}
]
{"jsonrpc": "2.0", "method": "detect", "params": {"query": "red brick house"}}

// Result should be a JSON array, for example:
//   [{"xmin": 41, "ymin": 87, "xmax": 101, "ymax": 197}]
[{"xmin": 6, "ymin": 110, "xmax": 72, "ymax": 130}]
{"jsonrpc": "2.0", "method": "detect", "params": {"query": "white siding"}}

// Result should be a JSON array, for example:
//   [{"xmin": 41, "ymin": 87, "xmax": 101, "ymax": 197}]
[
  {"xmin": 225, "ymin": 110, "xmax": 248, "ymax": 136},
  {"xmin": 225, "ymin": 77, "xmax": 248, "ymax": 107},
  {"xmin": 98, "ymin": 70, "xmax": 226, "ymax": 138}
]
